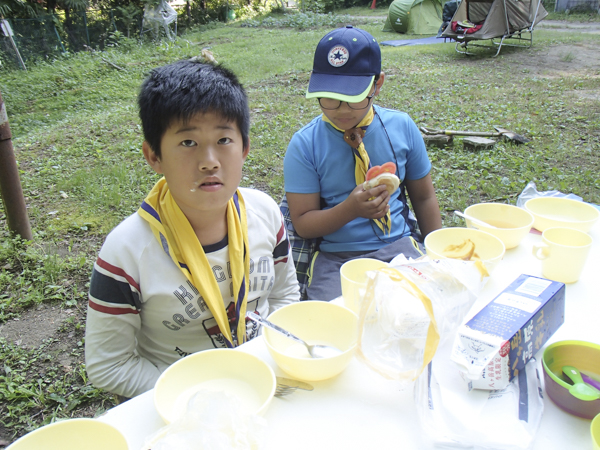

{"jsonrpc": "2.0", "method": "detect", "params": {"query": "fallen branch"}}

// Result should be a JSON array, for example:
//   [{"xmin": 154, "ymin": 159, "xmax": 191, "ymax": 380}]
[{"xmin": 101, "ymin": 57, "xmax": 125, "ymax": 71}]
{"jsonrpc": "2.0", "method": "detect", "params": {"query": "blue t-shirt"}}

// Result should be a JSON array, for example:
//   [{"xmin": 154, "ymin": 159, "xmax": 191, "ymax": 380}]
[{"xmin": 284, "ymin": 105, "xmax": 431, "ymax": 252}]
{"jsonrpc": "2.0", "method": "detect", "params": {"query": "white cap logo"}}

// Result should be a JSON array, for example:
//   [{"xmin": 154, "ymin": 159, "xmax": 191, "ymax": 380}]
[{"xmin": 328, "ymin": 45, "xmax": 349, "ymax": 67}]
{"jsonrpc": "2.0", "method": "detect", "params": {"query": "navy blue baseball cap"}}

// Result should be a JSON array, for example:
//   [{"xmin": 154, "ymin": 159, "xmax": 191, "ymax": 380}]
[{"xmin": 307, "ymin": 25, "xmax": 381, "ymax": 103}]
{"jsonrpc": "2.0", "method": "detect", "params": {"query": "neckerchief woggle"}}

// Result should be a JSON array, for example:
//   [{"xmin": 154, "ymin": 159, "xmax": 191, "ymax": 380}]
[
  {"xmin": 138, "ymin": 177, "xmax": 250, "ymax": 347},
  {"xmin": 322, "ymin": 107, "xmax": 392, "ymax": 235}
]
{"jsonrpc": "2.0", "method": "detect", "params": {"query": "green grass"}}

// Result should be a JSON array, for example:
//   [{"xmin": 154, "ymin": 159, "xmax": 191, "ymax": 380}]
[
  {"xmin": 547, "ymin": 10, "xmax": 600, "ymax": 21},
  {"xmin": 0, "ymin": 337, "xmax": 112, "ymax": 432},
  {"xmin": 0, "ymin": 8, "xmax": 599, "ymax": 442}
]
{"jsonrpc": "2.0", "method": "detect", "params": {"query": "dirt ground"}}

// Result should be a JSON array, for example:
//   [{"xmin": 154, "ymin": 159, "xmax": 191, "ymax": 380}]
[
  {"xmin": 0, "ymin": 19, "xmax": 599, "ymax": 446},
  {"xmin": 0, "ymin": 305, "xmax": 72, "ymax": 348},
  {"xmin": 492, "ymin": 20, "xmax": 600, "ymax": 78},
  {"xmin": 537, "ymin": 18, "xmax": 600, "ymax": 33},
  {"xmin": 472, "ymin": 38, "xmax": 600, "ymax": 79}
]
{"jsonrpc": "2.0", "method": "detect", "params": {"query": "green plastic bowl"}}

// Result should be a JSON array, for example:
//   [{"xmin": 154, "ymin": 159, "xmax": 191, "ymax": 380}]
[{"xmin": 542, "ymin": 340, "xmax": 600, "ymax": 419}]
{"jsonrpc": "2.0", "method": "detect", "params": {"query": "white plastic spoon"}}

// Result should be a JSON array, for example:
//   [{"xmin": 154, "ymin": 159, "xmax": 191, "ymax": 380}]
[
  {"xmin": 246, "ymin": 312, "xmax": 342, "ymax": 359},
  {"xmin": 454, "ymin": 210, "xmax": 498, "ymax": 229}
]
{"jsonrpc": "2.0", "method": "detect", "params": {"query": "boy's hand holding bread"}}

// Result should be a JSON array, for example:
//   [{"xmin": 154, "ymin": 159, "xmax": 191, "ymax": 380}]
[{"xmin": 363, "ymin": 162, "xmax": 399, "ymax": 195}]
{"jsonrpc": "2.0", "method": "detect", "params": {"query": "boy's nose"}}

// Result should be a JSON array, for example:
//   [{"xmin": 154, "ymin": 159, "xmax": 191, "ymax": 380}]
[{"xmin": 198, "ymin": 148, "xmax": 220, "ymax": 171}]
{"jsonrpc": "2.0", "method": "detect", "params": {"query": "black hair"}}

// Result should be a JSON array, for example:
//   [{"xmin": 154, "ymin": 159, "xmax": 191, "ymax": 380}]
[{"xmin": 138, "ymin": 60, "xmax": 250, "ymax": 158}]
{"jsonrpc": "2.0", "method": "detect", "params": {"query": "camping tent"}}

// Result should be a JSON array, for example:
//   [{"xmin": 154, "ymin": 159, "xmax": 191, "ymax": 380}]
[
  {"xmin": 440, "ymin": 0, "xmax": 548, "ymax": 55},
  {"xmin": 383, "ymin": 0, "xmax": 443, "ymax": 35}
]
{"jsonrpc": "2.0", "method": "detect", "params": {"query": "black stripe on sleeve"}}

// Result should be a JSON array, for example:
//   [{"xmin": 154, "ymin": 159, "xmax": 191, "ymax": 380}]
[
  {"xmin": 273, "ymin": 239, "xmax": 290, "ymax": 260},
  {"xmin": 89, "ymin": 269, "xmax": 142, "ymax": 310}
]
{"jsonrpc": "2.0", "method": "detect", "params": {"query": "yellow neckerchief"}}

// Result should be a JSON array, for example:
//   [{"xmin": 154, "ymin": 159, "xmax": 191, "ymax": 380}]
[
  {"xmin": 138, "ymin": 177, "xmax": 250, "ymax": 348},
  {"xmin": 322, "ymin": 107, "xmax": 392, "ymax": 235}
]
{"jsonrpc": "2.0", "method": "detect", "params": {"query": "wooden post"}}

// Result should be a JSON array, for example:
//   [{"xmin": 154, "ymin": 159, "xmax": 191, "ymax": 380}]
[{"xmin": 0, "ymin": 89, "xmax": 32, "ymax": 240}]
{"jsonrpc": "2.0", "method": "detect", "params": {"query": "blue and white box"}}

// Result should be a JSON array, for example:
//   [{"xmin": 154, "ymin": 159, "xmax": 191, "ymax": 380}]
[{"xmin": 451, "ymin": 274, "xmax": 565, "ymax": 390}]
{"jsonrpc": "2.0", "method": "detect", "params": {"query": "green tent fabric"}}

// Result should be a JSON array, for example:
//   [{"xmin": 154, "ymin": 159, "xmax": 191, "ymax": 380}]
[{"xmin": 383, "ymin": 0, "xmax": 443, "ymax": 35}]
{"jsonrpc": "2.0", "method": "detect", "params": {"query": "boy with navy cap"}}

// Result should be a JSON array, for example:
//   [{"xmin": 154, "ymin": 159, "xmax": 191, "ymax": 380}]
[{"xmin": 283, "ymin": 25, "xmax": 442, "ymax": 301}]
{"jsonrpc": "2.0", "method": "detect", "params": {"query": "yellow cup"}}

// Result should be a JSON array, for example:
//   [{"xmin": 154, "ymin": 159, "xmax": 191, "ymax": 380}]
[
  {"xmin": 340, "ymin": 258, "xmax": 388, "ymax": 313},
  {"xmin": 532, "ymin": 227, "xmax": 592, "ymax": 283},
  {"xmin": 592, "ymin": 413, "xmax": 600, "ymax": 450}
]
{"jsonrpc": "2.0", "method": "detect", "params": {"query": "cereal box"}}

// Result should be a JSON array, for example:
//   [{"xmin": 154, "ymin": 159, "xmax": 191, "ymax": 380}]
[{"xmin": 451, "ymin": 274, "xmax": 565, "ymax": 390}]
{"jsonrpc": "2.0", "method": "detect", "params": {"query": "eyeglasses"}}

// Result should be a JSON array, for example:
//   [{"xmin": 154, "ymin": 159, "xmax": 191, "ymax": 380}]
[{"xmin": 318, "ymin": 87, "xmax": 376, "ymax": 110}]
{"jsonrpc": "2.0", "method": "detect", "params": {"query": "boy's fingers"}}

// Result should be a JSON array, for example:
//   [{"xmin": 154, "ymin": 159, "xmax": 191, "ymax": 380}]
[
  {"xmin": 362, "ymin": 185, "xmax": 389, "ymax": 203},
  {"xmin": 380, "ymin": 204, "xmax": 390, "ymax": 215},
  {"xmin": 369, "ymin": 197, "xmax": 389, "ymax": 215},
  {"xmin": 363, "ymin": 184, "xmax": 388, "ymax": 197},
  {"xmin": 370, "ymin": 205, "xmax": 389, "ymax": 219},
  {"xmin": 353, "ymin": 185, "xmax": 390, "ymax": 219},
  {"xmin": 371, "ymin": 188, "xmax": 390, "ymax": 206}
]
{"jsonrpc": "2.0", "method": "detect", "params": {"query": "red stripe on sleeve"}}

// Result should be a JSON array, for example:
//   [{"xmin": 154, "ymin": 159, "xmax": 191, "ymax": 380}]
[
  {"xmin": 96, "ymin": 257, "xmax": 141, "ymax": 292},
  {"xmin": 89, "ymin": 299, "xmax": 139, "ymax": 315},
  {"xmin": 276, "ymin": 222, "xmax": 285, "ymax": 243}
]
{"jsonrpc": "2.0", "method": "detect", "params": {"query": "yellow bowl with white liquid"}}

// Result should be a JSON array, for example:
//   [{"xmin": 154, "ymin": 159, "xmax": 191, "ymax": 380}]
[
  {"xmin": 154, "ymin": 348, "xmax": 276, "ymax": 424},
  {"xmin": 263, "ymin": 301, "xmax": 358, "ymax": 382}
]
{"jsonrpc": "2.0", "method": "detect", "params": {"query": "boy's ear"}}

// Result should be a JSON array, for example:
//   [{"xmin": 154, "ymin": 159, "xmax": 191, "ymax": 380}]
[
  {"xmin": 142, "ymin": 141, "xmax": 163, "ymax": 174},
  {"xmin": 242, "ymin": 141, "xmax": 250, "ymax": 161},
  {"xmin": 375, "ymin": 72, "xmax": 385, "ymax": 95}
]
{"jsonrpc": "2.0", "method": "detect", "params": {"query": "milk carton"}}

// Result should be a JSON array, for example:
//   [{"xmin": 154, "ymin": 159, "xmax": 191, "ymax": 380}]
[{"xmin": 451, "ymin": 274, "xmax": 565, "ymax": 390}]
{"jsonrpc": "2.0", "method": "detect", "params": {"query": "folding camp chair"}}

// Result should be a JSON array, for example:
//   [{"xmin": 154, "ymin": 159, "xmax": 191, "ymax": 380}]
[
  {"xmin": 279, "ymin": 194, "xmax": 319, "ymax": 300},
  {"xmin": 440, "ymin": 0, "xmax": 548, "ymax": 56}
]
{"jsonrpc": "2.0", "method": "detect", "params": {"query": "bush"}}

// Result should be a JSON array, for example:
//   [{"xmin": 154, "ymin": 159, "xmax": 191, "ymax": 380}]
[{"xmin": 241, "ymin": 10, "xmax": 353, "ymax": 28}]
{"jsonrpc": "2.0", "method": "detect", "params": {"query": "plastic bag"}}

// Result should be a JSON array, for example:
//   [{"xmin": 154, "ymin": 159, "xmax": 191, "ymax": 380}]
[
  {"xmin": 355, "ymin": 258, "xmax": 488, "ymax": 383},
  {"xmin": 516, "ymin": 181, "xmax": 582, "ymax": 208},
  {"xmin": 142, "ymin": 390, "xmax": 267, "ymax": 450},
  {"xmin": 415, "ymin": 341, "xmax": 544, "ymax": 450}
]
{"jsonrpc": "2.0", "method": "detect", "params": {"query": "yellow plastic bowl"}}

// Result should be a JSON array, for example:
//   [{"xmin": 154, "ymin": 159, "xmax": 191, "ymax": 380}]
[
  {"xmin": 525, "ymin": 197, "xmax": 599, "ymax": 233},
  {"xmin": 592, "ymin": 413, "xmax": 600, "ymax": 450},
  {"xmin": 263, "ymin": 301, "xmax": 358, "ymax": 382},
  {"xmin": 340, "ymin": 258, "xmax": 389, "ymax": 314},
  {"xmin": 154, "ymin": 349, "xmax": 276, "ymax": 423},
  {"xmin": 424, "ymin": 227, "xmax": 505, "ymax": 272},
  {"xmin": 6, "ymin": 419, "xmax": 127, "ymax": 450},
  {"xmin": 464, "ymin": 203, "xmax": 534, "ymax": 249}
]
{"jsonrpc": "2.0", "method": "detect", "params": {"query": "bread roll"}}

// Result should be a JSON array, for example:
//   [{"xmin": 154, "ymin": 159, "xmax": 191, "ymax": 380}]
[{"xmin": 363, "ymin": 173, "xmax": 400, "ymax": 195}]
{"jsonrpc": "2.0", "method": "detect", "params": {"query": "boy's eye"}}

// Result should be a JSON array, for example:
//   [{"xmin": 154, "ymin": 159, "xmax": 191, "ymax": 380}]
[
  {"xmin": 181, "ymin": 140, "xmax": 196, "ymax": 147},
  {"xmin": 218, "ymin": 137, "xmax": 232, "ymax": 145}
]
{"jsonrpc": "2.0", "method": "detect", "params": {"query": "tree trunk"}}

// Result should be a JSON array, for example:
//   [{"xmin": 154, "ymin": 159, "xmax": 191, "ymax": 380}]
[{"xmin": 46, "ymin": 0, "xmax": 57, "ymax": 14}]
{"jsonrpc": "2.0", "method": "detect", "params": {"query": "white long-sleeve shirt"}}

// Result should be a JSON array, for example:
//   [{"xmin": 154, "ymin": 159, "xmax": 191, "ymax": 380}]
[{"xmin": 84, "ymin": 188, "xmax": 300, "ymax": 398}]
